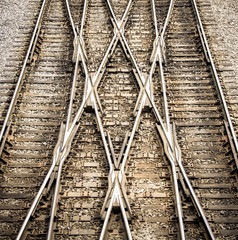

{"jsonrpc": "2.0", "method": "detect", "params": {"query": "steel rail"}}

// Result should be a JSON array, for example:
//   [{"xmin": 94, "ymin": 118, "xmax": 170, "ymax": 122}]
[
  {"xmin": 66, "ymin": 0, "xmax": 87, "ymax": 61},
  {"xmin": 78, "ymin": 0, "xmax": 88, "ymax": 61},
  {"xmin": 81, "ymin": 42, "xmax": 113, "ymax": 172},
  {"xmin": 163, "ymin": 0, "xmax": 230, "ymax": 238},
  {"xmin": 100, "ymin": 179, "xmax": 132, "ymax": 240},
  {"xmin": 99, "ymin": 186, "xmax": 114, "ymax": 240},
  {"xmin": 51, "ymin": 1, "xmax": 139, "ymax": 240},
  {"xmin": 158, "ymin": 122, "xmax": 216, "ymax": 240},
  {"xmin": 109, "ymin": 2, "xmax": 184, "ymax": 238},
  {"xmin": 17, "ymin": 3, "xmax": 133, "ymax": 238},
  {"xmin": 94, "ymin": 72, "xmax": 133, "ymax": 239},
  {"xmin": 16, "ymin": 0, "xmax": 166, "ymax": 239},
  {"xmin": 96, "ymin": 54, "xmax": 144, "ymax": 233},
  {"xmin": 0, "ymin": 120, "xmax": 11, "ymax": 156},
  {"xmin": 90, "ymin": 58, "xmax": 133, "ymax": 240},
  {"xmin": 152, "ymin": 0, "xmax": 172, "ymax": 136},
  {"xmin": 191, "ymin": 0, "xmax": 238, "ymax": 156},
  {"xmin": 160, "ymin": 0, "xmax": 175, "ymax": 62},
  {"xmin": 65, "ymin": 0, "xmax": 77, "ymax": 37},
  {"xmin": 64, "ymin": 38, "xmax": 81, "ymax": 134},
  {"xmin": 0, "ymin": 0, "xmax": 48, "ymax": 147},
  {"xmin": 166, "ymin": 144, "xmax": 185, "ymax": 240},
  {"xmin": 107, "ymin": 0, "xmax": 180, "ymax": 174},
  {"xmin": 157, "ymin": 38, "xmax": 171, "ymax": 139},
  {"xmin": 151, "ymin": 1, "xmax": 185, "ymax": 238},
  {"xmin": 93, "ymin": 91, "xmax": 113, "ymax": 171},
  {"xmin": 47, "ymin": 0, "xmax": 104, "ymax": 237},
  {"xmin": 151, "ymin": 0, "xmax": 159, "ymax": 39},
  {"xmin": 105, "ymin": 0, "xmax": 152, "ymax": 176},
  {"xmin": 118, "ymin": 188, "xmax": 133, "ymax": 240},
  {"xmin": 17, "ymin": 1, "xmax": 215, "ymax": 239},
  {"xmin": 45, "ymin": 123, "xmax": 78, "ymax": 240},
  {"xmin": 90, "ymin": 71, "xmax": 133, "ymax": 222},
  {"xmin": 18, "ymin": 1, "xmax": 134, "ymax": 238},
  {"xmin": 47, "ymin": 149, "xmax": 67, "ymax": 240},
  {"xmin": 177, "ymin": 159, "xmax": 215, "ymax": 240},
  {"xmin": 119, "ymin": 52, "xmax": 157, "ymax": 174},
  {"xmin": 47, "ymin": 48, "xmax": 82, "ymax": 238},
  {"xmin": 16, "ymin": 145, "xmax": 61, "ymax": 240},
  {"xmin": 105, "ymin": 4, "xmax": 183, "ymax": 239},
  {"xmin": 64, "ymin": 0, "xmax": 89, "ymax": 138},
  {"xmin": 154, "ymin": 0, "xmax": 214, "ymax": 238},
  {"xmin": 62, "ymin": 32, "xmax": 117, "ymax": 148},
  {"xmin": 106, "ymin": 0, "xmax": 173, "ymax": 151},
  {"xmin": 16, "ymin": 1, "xmax": 84, "ymax": 238},
  {"xmin": 122, "ymin": 0, "xmax": 213, "ymax": 238},
  {"xmin": 170, "ymin": 123, "xmax": 215, "ymax": 239},
  {"xmin": 54, "ymin": 1, "xmax": 215, "ymax": 239},
  {"xmin": 47, "ymin": 29, "xmax": 87, "ymax": 240},
  {"xmin": 97, "ymin": 2, "xmax": 135, "ymax": 238},
  {"xmin": 122, "ymin": 28, "xmax": 174, "ymax": 149},
  {"xmin": 99, "ymin": 180, "xmax": 132, "ymax": 240},
  {"xmin": 170, "ymin": 159, "xmax": 185, "ymax": 240},
  {"xmin": 66, "ymin": 0, "xmax": 87, "ymax": 63},
  {"xmin": 120, "ymin": 94, "xmax": 145, "ymax": 174},
  {"xmin": 161, "ymin": 0, "xmax": 175, "ymax": 39},
  {"xmin": 62, "ymin": 0, "xmax": 133, "ymax": 148},
  {"xmin": 93, "ymin": 2, "xmax": 172, "ymax": 238},
  {"xmin": 120, "ymin": 35, "xmax": 174, "ymax": 150},
  {"xmin": 87, "ymin": 70, "xmax": 117, "ymax": 224},
  {"xmin": 80, "ymin": 0, "xmax": 88, "ymax": 38},
  {"xmin": 156, "ymin": 0, "xmax": 175, "ymax": 138},
  {"xmin": 154, "ymin": 0, "xmax": 215, "ymax": 238}
]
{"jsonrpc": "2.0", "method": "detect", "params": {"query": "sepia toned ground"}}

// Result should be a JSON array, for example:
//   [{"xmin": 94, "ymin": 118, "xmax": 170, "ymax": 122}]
[
  {"xmin": 0, "ymin": 0, "xmax": 237, "ymax": 77},
  {"xmin": 0, "ymin": 0, "xmax": 237, "ymax": 239},
  {"xmin": 211, "ymin": 0, "xmax": 238, "ymax": 78},
  {"xmin": 0, "ymin": 0, "xmax": 32, "ymax": 75}
]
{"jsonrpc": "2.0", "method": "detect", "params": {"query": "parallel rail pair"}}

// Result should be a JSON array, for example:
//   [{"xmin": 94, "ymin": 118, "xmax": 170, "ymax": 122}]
[{"xmin": 0, "ymin": 0, "xmax": 237, "ymax": 239}]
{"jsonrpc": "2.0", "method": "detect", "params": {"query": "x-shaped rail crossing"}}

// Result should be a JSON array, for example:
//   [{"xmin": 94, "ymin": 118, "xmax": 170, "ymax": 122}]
[{"xmin": 16, "ymin": 0, "xmax": 216, "ymax": 239}]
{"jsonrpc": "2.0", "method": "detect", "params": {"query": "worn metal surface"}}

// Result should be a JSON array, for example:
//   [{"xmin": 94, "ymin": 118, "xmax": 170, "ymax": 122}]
[{"xmin": 0, "ymin": 0, "xmax": 237, "ymax": 239}]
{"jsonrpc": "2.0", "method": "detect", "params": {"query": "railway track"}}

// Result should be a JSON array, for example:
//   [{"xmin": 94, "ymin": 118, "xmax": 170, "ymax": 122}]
[
  {"xmin": 163, "ymin": 0, "xmax": 238, "ymax": 238},
  {"xmin": 0, "ymin": 0, "xmax": 237, "ymax": 239},
  {"xmin": 0, "ymin": 0, "xmax": 74, "ymax": 238}
]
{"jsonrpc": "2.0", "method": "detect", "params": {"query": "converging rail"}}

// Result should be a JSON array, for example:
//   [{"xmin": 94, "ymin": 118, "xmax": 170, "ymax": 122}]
[{"xmin": 0, "ymin": 0, "xmax": 237, "ymax": 239}]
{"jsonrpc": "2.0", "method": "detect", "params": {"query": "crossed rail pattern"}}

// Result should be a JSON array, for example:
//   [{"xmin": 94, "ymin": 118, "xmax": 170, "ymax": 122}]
[{"xmin": 0, "ymin": 0, "xmax": 233, "ymax": 239}]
